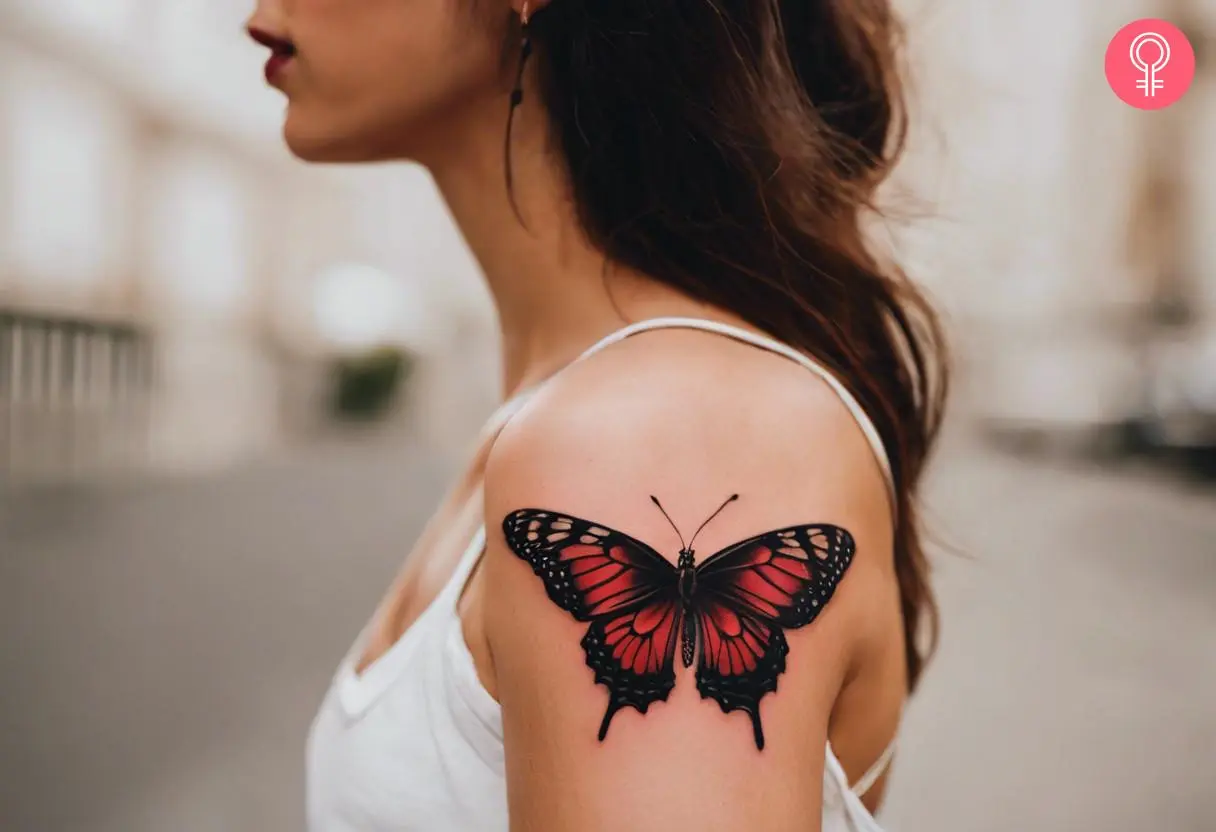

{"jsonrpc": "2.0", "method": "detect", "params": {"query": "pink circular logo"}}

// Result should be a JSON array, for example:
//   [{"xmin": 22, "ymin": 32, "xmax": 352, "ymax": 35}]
[{"xmin": 1106, "ymin": 19, "xmax": 1195, "ymax": 110}]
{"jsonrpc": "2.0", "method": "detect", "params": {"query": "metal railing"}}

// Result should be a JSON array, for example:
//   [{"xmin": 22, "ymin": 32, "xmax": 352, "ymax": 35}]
[{"xmin": 0, "ymin": 309, "xmax": 153, "ymax": 483}]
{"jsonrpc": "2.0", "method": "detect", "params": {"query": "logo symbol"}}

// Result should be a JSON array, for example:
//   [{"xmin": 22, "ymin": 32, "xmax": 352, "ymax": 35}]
[
  {"xmin": 1131, "ymin": 32, "xmax": 1170, "ymax": 97},
  {"xmin": 1106, "ymin": 19, "xmax": 1195, "ymax": 110}
]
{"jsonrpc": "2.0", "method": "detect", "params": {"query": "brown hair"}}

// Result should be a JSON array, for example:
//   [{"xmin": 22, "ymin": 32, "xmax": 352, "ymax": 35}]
[{"xmin": 520, "ymin": 0, "xmax": 947, "ymax": 689}]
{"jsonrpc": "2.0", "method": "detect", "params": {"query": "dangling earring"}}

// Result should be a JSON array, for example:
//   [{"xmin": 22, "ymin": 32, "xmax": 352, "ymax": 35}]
[
  {"xmin": 510, "ymin": 2, "xmax": 533, "ymax": 109},
  {"xmin": 505, "ymin": 2, "xmax": 532, "ymax": 224}
]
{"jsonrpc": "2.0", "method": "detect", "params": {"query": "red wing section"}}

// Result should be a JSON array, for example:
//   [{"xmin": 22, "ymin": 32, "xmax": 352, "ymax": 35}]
[
  {"xmin": 695, "ymin": 524, "xmax": 854, "ymax": 628},
  {"xmin": 502, "ymin": 508, "xmax": 683, "ymax": 740},
  {"xmin": 694, "ymin": 599, "xmax": 788, "ymax": 750},
  {"xmin": 502, "ymin": 509, "xmax": 678, "ymax": 621},
  {"xmin": 582, "ymin": 599, "xmax": 683, "ymax": 740},
  {"xmin": 691, "ymin": 523, "xmax": 855, "ymax": 750}
]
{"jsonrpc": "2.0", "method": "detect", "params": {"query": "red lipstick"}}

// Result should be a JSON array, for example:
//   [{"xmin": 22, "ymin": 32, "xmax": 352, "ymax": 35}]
[{"xmin": 248, "ymin": 27, "xmax": 296, "ymax": 85}]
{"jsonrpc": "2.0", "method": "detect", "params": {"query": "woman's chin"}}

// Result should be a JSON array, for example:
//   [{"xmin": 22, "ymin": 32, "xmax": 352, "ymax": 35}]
[
  {"xmin": 283, "ymin": 127, "xmax": 360, "ymax": 163},
  {"xmin": 282, "ymin": 114, "xmax": 387, "ymax": 164}
]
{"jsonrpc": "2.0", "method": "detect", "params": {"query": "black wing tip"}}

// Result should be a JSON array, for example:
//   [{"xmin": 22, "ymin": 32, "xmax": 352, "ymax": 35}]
[
  {"xmin": 501, "ymin": 507, "xmax": 548, "ymax": 541},
  {"xmin": 697, "ymin": 689, "xmax": 767, "ymax": 750},
  {"xmin": 504, "ymin": 507, "xmax": 543, "ymax": 521},
  {"xmin": 751, "ymin": 712, "xmax": 765, "ymax": 750},
  {"xmin": 597, "ymin": 703, "xmax": 620, "ymax": 741},
  {"xmin": 834, "ymin": 523, "xmax": 857, "ymax": 549},
  {"xmin": 501, "ymin": 508, "xmax": 525, "ymax": 532}
]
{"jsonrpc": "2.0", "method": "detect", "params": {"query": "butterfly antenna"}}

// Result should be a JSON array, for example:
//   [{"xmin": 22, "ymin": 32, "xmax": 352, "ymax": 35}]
[
  {"xmin": 649, "ymin": 496, "xmax": 687, "ymax": 550},
  {"xmin": 687, "ymin": 494, "xmax": 739, "ymax": 550}
]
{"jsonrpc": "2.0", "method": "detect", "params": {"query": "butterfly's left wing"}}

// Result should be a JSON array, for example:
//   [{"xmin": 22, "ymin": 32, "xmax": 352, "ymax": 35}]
[
  {"xmin": 691, "ymin": 524, "xmax": 855, "ymax": 750},
  {"xmin": 502, "ymin": 508, "xmax": 683, "ymax": 740},
  {"xmin": 503, "ymin": 508, "xmax": 677, "ymax": 621}
]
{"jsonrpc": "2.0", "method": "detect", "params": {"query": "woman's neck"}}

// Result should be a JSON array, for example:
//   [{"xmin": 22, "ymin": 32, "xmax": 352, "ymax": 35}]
[{"xmin": 426, "ymin": 104, "xmax": 657, "ymax": 397}]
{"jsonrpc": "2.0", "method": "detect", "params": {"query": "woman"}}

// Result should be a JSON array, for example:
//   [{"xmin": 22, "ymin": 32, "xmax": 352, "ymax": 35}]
[{"xmin": 247, "ymin": 1, "xmax": 947, "ymax": 829}]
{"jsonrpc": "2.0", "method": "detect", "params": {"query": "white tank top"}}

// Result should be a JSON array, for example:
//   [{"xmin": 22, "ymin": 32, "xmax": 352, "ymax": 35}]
[{"xmin": 307, "ymin": 317, "xmax": 898, "ymax": 831}]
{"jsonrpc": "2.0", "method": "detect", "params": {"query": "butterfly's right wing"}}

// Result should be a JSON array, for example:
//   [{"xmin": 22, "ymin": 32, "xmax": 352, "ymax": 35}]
[
  {"xmin": 502, "ymin": 508, "xmax": 683, "ymax": 740},
  {"xmin": 691, "ymin": 523, "xmax": 856, "ymax": 750}
]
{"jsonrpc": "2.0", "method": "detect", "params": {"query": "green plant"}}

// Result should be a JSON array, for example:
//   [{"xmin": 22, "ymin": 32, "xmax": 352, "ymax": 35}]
[{"xmin": 330, "ymin": 345, "xmax": 413, "ymax": 420}]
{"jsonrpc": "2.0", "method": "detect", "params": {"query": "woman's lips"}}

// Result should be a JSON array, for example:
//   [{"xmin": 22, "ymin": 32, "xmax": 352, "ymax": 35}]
[
  {"xmin": 247, "ymin": 27, "xmax": 296, "ymax": 86},
  {"xmin": 264, "ymin": 52, "xmax": 294, "ymax": 85}
]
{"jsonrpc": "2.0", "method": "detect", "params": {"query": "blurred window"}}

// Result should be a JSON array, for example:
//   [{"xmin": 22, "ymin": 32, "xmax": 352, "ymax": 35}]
[
  {"xmin": 3, "ymin": 59, "xmax": 132, "ymax": 299},
  {"xmin": 143, "ymin": 145, "xmax": 253, "ymax": 323}
]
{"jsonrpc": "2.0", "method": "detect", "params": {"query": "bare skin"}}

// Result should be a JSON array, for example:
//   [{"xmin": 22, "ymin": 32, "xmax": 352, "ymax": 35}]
[{"xmin": 247, "ymin": 0, "xmax": 907, "ymax": 824}]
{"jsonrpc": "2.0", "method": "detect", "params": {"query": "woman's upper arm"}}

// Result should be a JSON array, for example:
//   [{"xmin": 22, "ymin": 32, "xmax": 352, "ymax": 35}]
[{"xmin": 481, "ymin": 370, "xmax": 893, "ymax": 832}]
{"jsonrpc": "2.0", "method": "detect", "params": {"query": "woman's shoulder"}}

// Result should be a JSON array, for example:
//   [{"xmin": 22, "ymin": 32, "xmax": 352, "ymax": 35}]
[
  {"xmin": 489, "ymin": 325, "xmax": 891, "ymax": 526},
  {"xmin": 483, "ymin": 326, "xmax": 897, "ymax": 639},
  {"xmin": 476, "ymin": 329, "xmax": 900, "ymax": 825}
]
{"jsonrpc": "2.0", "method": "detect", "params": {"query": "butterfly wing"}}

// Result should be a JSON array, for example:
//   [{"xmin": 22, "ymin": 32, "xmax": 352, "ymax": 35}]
[
  {"xmin": 696, "ymin": 524, "xmax": 855, "ymax": 627},
  {"xmin": 581, "ymin": 599, "xmax": 684, "ymax": 740},
  {"xmin": 691, "ymin": 524, "xmax": 855, "ymax": 749},
  {"xmin": 694, "ymin": 601, "xmax": 789, "ymax": 750},
  {"xmin": 502, "ymin": 508, "xmax": 683, "ymax": 740}
]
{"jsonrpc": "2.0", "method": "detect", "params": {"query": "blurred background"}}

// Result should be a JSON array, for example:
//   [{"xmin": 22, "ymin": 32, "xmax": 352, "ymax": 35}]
[{"xmin": 0, "ymin": 1, "xmax": 1212, "ymax": 830}]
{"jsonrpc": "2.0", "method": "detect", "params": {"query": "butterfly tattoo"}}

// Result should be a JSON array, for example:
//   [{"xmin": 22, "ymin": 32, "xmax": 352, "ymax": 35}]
[{"xmin": 502, "ymin": 494, "xmax": 855, "ymax": 750}]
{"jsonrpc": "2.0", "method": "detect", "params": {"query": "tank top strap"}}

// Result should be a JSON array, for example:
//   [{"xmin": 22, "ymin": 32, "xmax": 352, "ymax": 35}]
[
  {"xmin": 440, "ymin": 523, "xmax": 488, "ymax": 607},
  {"xmin": 824, "ymin": 748, "xmax": 888, "ymax": 831},
  {"xmin": 475, "ymin": 386, "xmax": 542, "ymax": 446},
  {"xmin": 442, "ymin": 383, "xmax": 545, "ymax": 602},
  {"xmin": 850, "ymin": 735, "xmax": 897, "ymax": 798},
  {"xmin": 574, "ymin": 316, "xmax": 895, "ymax": 511},
  {"xmin": 463, "ymin": 314, "xmax": 896, "ymax": 575}
]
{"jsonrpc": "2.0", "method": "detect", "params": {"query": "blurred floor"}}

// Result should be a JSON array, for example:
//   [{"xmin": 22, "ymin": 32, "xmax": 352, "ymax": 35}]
[{"xmin": 0, "ymin": 428, "xmax": 1213, "ymax": 832}]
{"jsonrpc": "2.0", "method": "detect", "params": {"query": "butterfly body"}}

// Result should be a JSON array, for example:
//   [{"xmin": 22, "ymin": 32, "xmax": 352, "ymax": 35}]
[
  {"xmin": 503, "ymin": 502, "xmax": 854, "ymax": 751},
  {"xmin": 675, "ymin": 548, "xmax": 699, "ymax": 667}
]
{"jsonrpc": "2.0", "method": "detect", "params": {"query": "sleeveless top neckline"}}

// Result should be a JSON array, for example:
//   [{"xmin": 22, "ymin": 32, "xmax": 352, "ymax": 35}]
[{"xmin": 307, "ymin": 316, "xmax": 897, "ymax": 832}]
